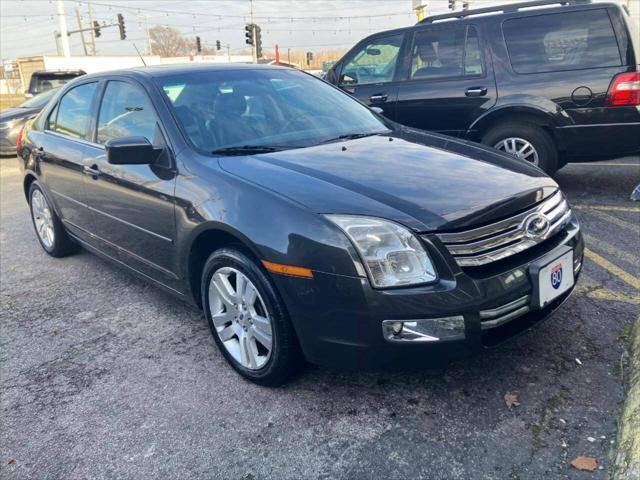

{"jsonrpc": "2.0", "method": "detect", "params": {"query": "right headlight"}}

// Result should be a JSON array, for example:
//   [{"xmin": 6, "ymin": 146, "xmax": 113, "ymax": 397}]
[{"xmin": 325, "ymin": 215, "xmax": 437, "ymax": 288}]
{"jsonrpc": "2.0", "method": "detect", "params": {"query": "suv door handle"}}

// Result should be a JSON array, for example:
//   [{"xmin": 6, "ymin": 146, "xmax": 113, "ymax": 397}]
[
  {"xmin": 465, "ymin": 87, "xmax": 487, "ymax": 97},
  {"xmin": 369, "ymin": 94, "xmax": 388, "ymax": 104},
  {"xmin": 83, "ymin": 164, "xmax": 100, "ymax": 178}
]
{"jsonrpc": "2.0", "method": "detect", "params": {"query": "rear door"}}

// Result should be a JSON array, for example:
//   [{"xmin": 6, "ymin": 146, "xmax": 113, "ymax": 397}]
[
  {"xmin": 335, "ymin": 32, "xmax": 406, "ymax": 119},
  {"xmin": 393, "ymin": 23, "xmax": 497, "ymax": 137},
  {"xmin": 496, "ymin": 7, "xmax": 636, "ymax": 157},
  {"xmin": 37, "ymin": 81, "xmax": 100, "ymax": 241}
]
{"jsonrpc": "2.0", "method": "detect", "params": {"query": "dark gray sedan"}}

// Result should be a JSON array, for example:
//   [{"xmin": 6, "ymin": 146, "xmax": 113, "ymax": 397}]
[{"xmin": 0, "ymin": 88, "xmax": 59, "ymax": 156}]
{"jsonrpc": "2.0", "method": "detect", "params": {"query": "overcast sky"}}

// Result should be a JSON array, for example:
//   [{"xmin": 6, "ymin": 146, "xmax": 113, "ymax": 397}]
[{"xmin": 0, "ymin": 0, "xmax": 635, "ymax": 61}]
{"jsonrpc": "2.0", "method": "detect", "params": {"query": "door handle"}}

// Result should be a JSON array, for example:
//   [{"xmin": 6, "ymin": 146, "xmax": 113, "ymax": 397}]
[
  {"xmin": 465, "ymin": 87, "xmax": 487, "ymax": 97},
  {"xmin": 83, "ymin": 164, "xmax": 100, "ymax": 178},
  {"xmin": 369, "ymin": 94, "xmax": 388, "ymax": 104}
]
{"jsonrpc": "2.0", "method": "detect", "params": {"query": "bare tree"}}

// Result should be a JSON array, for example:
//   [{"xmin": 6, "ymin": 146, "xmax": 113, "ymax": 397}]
[{"xmin": 150, "ymin": 26, "xmax": 193, "ymax": 57}]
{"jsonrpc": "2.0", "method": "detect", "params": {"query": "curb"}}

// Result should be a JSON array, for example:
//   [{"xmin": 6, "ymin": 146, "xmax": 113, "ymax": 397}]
[{"xmin": 615, "ymin": 314, "xmax": 640, "ymax": 480}]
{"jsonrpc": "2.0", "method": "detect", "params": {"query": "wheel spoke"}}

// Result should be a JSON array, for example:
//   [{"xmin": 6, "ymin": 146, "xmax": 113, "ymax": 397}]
[
  {"xmin": 211, "ymin": 273, "xmax": 236, "ymax": 308},
  {"xmin": 239, "ymin": 331, "xmax": 253, "ymax": 368},
  {"xmin": 251, "ymin": 324, "xmax": 272, "ymax": 350},
  {"xmin": 236, "ymin": 273, "xmax": 247, "ymax": 301},
  {"xmin": 244, "ymin": 283, "xmax": 257, "ymax": 307},
  {"xmin": 218, "ymin": 324, "xmax": 236, "ymax": 342},
  {"xmin": 211, "ymin": 309, "xmax": 234, "ymax": 328}
]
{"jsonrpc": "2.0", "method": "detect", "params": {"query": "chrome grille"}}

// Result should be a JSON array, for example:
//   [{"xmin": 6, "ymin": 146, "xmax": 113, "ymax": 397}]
[{"xmin": 434, "ymin": 190, "xmax": 572, "ymax": 267}]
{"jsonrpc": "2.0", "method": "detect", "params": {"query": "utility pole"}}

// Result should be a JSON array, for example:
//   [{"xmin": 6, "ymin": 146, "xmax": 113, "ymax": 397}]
[
  {"xmin": 87, "ymin": 1, "xmax": 96, "ymax": 55},
  {"xmin": 75, "ymin": 8, "xmax": 88, "ymax": 55},
  {"xmin": 227, "ymin": 44, "xmax": 231, "ymax": 63},
  {"xmin": 56, "ymin": 0, "xmax": 71, "ymax": 57},
  {"xmin": 249, "ymin": 0, "xmax": 257, "ymax": 64},
  {"xmin": 144, "ymin": 15, "xmax": 152, "ymax": 55}
]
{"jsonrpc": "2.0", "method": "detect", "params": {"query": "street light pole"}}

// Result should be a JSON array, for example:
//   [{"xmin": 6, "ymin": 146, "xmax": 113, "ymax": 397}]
[{"xmin": 56, "ymin": 0, "xmax": 71, "ymax": 57}]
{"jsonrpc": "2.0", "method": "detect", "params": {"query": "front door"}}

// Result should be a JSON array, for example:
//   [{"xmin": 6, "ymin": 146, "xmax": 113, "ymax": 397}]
[
  {"xmin": 83, "ymin": 79, "xmax": 178, "ymax": 288},
  {"xmin": 394, "ymin": 24, "xmax": 497, "ymax": 137},
  {"xmin": 37, "ymin": 81, "xmax": 100, "ymax": 241},
  {"xmin": 336, "ymin": 32, "xmax": 406, "ymax": 119}
]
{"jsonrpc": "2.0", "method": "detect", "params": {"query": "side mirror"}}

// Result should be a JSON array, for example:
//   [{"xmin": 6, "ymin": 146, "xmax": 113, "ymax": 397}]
[
  {"xmin": 371, "ymin": 106, "xmax": 384, "ymax": 115},
  {"xmin": 366, "ymin": 48, "xmax": 381, "ymax": 56},
  {"xmin": 105, "ymin": 136, "xmax": 162, "ymax": 165}
]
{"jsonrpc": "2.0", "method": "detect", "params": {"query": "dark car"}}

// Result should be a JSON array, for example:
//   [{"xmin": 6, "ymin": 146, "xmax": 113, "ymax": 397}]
[
  {"xmin": 0, "ymin": 88, "xmax": 60, "ymax": 156},
  {"xmin": 25, "ymin": 70, "xmax": 85, "ymax": 97},
  {"xmin": 325, "ymin": 0, "xmax": 640, "ymax": 174},
  {"xmin": 18, "ymin": 64, "xmax": 583, "ymax": 385}
]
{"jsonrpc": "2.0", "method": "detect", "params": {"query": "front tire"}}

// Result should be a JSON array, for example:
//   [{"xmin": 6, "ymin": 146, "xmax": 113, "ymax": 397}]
[
  {"xmin": 28, "ymin": 182, "xmax": 80, "ymax": 257},
  {"xmin": 201, "ymin": 248, "xmax": 302, "ymax": 386},
  {"xmin": 482, "ymin": 122, "xmax": 558, "ymax": 175}
]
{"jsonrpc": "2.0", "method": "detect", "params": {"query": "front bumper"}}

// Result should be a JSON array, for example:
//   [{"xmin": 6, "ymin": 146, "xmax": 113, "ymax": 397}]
[{"xmin": 272, "ymin": 217, "xmax": 584, "ymax": 370}]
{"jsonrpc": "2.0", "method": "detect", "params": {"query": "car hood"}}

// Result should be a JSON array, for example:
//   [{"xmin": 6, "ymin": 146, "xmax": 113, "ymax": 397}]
[
  {"xmin": 0, "ymin": 108, "xmax": 38, "ymax": 123},
  {"xmin": 219, "ymin": 132, "xmax": 558, "ymax": 232}
]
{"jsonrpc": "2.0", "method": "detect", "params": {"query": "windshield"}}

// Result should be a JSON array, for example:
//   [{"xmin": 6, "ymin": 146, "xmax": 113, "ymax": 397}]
[
  {"xmin": 19, "ymin": 88, "xmax": 59, "ymax": 109},
  {"xmin": 156, "ymin": 68, "xmax": 390, "ymax": 153}
]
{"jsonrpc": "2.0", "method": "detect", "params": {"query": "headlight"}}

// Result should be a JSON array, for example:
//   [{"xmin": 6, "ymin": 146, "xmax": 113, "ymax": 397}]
[{"xmin": 325, "ymin": 215, "xmax": 437, "ymax": 288}]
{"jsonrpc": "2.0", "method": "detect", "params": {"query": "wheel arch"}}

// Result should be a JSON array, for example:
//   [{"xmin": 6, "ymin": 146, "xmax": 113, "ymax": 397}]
[
  {"xmin": 23, "ymin": 173, "xmax": 37, "ymax": 200},
  {"xmin": 184, "ymin": 222, "xmax": 264, "ymax": 308},
  {"xmin": 470, "ymin": 105, "xmax": 561, "ymax": 140}
]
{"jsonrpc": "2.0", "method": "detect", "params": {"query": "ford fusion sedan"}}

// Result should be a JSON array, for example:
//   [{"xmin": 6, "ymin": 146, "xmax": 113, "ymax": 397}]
[
  {"xmin": 17, "ymin": 65, "xmax": 583, "ymax": 385},
  {"xmin": 0, "ymin": 88, "xmax": 59, "ymax": 156}
]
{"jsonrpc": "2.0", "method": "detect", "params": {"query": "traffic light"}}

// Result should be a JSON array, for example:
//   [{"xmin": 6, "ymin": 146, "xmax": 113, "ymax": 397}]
[
  {"xmin": 196, "ymin": 36, "xmax": 202, "ymax": 53},
  {"xmin": 255, "ymin": 25, "xmax": 262, "ymax": 58},
  {"xmin": 462, "ymin": 0, "xmax": 470, "ymax": 9},
  {"xmin": 117, "ymin": 13, "xmax": 126, "ymax": 40},
  {"xmin": 244, "ymin": 24, "xmax": 254, "ymax": 46},
  {"xmin": 216, "ymin": 40, "xmax": 221, "ymax": 51},
  {"xmin": 93, "ymin": 20, "xmax": 101, "ymax": 38},
  {"xmin": 448, "ymin": 0, "xmax": 456, "ymax": 10}
]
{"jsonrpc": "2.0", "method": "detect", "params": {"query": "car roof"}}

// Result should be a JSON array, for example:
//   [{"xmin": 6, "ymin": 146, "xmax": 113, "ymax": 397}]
[{"xmin": 76, "ymin": 63, "xmax": 292, "ymax": 81}]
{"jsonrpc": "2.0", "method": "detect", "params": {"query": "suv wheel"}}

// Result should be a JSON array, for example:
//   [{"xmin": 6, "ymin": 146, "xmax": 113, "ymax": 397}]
[
  {"xmin": 29, "ymin": 182, "xmax": 80, "ymax": 257},
  {"xmin": 201, "ymin": 248, "xmax": 302, "ymax": 386},
  {"xmin": 482, "ymin": 122, "xmax": 558, "ymax": 174}
]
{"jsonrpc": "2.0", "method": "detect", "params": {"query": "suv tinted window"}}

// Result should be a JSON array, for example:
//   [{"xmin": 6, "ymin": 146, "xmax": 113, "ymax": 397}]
[
  {"xmin": 52, "ymin": 82, "xmax": 97, "ymax": 140},
  {"xmin": 97, "ymin": 81, "xmax": 160, "ymax": 145},
  {"xmin": 411, "ymin": 25, "xmax": 483, "ymax": 80},
  {"xmin": 503, "ymin": 9, "xmax": 622, "ymax": 74},
  {"xmin": 340, "ymin": 34, "xmax": 404, "ymax": 86}
]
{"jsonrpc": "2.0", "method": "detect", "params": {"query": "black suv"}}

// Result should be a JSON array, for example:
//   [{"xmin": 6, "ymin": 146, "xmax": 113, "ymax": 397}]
[{"xmin": 325, "ymin": 0, "xmax": 640, "ymax": 173}]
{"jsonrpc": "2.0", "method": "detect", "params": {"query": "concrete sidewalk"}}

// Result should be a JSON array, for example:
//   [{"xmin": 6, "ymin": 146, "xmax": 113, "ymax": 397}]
[{"xmin": 615, "ymin": 314, "xmax": 640, "ymax": 480}]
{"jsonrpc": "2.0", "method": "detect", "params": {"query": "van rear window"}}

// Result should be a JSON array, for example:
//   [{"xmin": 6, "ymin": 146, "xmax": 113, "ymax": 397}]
[{"xmin": 503, "ymin": 9, "xmax": 622, "ymax": 74}]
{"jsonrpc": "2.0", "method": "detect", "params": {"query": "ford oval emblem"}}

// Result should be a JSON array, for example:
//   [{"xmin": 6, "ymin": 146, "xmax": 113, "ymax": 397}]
[{"xmin": 522, "ymin": 213, "xmax": 550, "ymax": 238}]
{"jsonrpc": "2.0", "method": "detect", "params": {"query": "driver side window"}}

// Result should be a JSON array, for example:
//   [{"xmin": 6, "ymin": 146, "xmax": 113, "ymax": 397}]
[
  {"xmin": 339, "ymin": 34, "xmax": 404, "ymax": 87},
  {"xmin": 97, "ymin": 81, "xmax": 161, "ymax": 146}
]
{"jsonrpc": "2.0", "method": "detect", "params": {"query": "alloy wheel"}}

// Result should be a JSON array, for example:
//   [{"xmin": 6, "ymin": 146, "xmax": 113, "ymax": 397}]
[
  {"xmin": 494, "ymin": 137, "xmax": 540, "ymax": 165},
  {"xmin": 208, "ymin": 267, "xmax": 273, "ymax": 370},
  {"xmin": 31, "ymin": 190, "xmax": 55, "ymax": 249}
]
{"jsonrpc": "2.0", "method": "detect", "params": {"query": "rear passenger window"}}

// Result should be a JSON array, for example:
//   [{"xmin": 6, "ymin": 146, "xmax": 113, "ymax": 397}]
[
  {"xmin": 503, "ymin": 10, "xmax": 622, "ymax": 74},
  {"xmin": 52, "ymin": 82, "xmax": 97, "ymax": 140},
  {"xmin": 410, "ymin": 25, "xmax": 483, "ymax": 80}
]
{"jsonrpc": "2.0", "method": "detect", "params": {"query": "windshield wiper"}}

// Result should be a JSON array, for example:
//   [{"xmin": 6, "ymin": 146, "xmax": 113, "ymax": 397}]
[
  {"xmin": 319, "ymin": 132, "xmax": 385, "ymax": 145},
  {"xmin": 211, "ymin": 145, "xmax": 290, "ymax": 156}
]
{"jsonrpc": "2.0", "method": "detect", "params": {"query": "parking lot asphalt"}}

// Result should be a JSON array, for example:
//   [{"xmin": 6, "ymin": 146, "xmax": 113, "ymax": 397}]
[{"xmin": 1, "ymin": 155, "xmax": 639, "ymax": 480}]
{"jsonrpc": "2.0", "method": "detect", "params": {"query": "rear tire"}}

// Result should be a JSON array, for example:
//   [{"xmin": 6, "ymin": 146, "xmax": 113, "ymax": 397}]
[
  {"xmin": 28, "ymin": 182, "xmax": 80, "ymax": 257},
  {"xmin": 482, "ymin": 122, "xmax": 558, "ymax": 175},
  {"xmin": 201, "ymin": 247, "xmax": 302, "ymax": 386}
]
